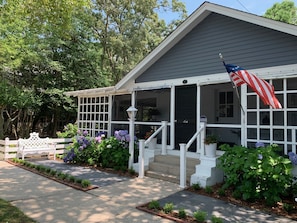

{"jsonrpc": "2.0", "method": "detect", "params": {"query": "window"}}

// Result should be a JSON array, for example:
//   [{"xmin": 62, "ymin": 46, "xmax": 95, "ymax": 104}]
[{"xmin": 218, "ymin": 91, "xmax": 233, "ymax": 117}]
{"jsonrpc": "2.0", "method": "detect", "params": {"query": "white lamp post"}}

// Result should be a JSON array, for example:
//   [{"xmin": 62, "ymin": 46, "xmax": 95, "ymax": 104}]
[{"xmin": 126, "ymin": 106, "xmax": 138, "ymax": 169}]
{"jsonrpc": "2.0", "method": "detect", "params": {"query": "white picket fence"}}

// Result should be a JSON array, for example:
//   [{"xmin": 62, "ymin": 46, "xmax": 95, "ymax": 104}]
[{"xmin": 0, "ymin": 137, "xmax": 72, "ymax": 160}]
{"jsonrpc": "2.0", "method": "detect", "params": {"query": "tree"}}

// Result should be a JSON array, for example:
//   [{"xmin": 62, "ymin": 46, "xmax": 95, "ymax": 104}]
[
  {"xmin": 264, "ymin": 0, "xmax": 297, "ymax": 25},
  {"xmin": 0, "ymin": 0, "xmax": 187, "ymax": 138},
  {"xmin": 91, "ymin": 0, "xmax": 187, "ymax": 83}
]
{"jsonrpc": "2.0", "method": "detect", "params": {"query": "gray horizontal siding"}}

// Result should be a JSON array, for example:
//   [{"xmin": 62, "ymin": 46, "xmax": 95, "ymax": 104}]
[{"xmin": 136, "ymin": 13, "xmax": 297, "ymax": 83}]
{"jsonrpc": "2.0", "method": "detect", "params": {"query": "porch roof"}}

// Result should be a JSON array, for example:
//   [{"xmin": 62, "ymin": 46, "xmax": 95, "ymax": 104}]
[{"xmin": 65, "ymin": 86, "xmax": 129, "ymax": 97}]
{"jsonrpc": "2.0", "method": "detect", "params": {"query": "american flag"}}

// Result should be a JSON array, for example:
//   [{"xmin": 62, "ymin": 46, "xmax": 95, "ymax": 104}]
[{"xmin": 224, "ymin": 64, "xmax": 282, "ymax": 109}]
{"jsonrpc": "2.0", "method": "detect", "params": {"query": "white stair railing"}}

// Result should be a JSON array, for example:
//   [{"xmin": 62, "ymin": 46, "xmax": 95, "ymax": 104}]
[
  {"xmin": 138, "ymin": 121, "xmax": 168, "ymax": 178},
  {"xmin": 179, "ymin": 122, "xmax": 206, "ymax": 188}
]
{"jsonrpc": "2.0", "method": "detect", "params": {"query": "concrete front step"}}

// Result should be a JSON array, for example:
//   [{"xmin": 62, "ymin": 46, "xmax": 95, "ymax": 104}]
[
  {"xmin": 146, "ymin": 155, "xmax": 200, "ymax": 184},
  {"xmin": 153, "ymin": 155, "xmax": 200, "ymax": 167}
]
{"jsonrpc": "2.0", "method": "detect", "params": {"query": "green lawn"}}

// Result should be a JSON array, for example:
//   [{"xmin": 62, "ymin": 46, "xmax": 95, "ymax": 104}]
[{"xmin": 0, "ymin": 198, "xmax": 36, "ymax": 223}]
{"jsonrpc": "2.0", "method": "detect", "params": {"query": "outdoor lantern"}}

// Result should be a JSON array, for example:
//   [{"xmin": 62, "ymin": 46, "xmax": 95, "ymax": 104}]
[{"xmin": 126, "ymin": 106, "xmax": 138, "ymax": 120}]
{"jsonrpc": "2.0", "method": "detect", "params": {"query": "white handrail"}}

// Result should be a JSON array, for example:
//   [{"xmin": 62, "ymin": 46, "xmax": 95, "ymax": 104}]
[
  {"xmin": 186, "ymin": 123, "xmax": 205, "ymax": 150},
  {"xmin": 180, "ymin": 122, "xmax": 206, "ymax": 188},
  {"xmin": 138, "ymin": 121, "xmax": 168, "ymax": 178}
]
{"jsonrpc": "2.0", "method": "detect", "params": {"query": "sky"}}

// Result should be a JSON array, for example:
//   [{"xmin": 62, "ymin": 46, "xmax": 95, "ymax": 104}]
[{"xmin": 160, "ymin": 0, "xmax": 297, "ymax": 22}]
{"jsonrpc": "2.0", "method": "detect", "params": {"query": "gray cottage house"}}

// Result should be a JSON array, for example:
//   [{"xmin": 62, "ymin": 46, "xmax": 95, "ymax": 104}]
[{"xmin": 66, "ymin": 2, "xmax": 297, "ymax": 186}]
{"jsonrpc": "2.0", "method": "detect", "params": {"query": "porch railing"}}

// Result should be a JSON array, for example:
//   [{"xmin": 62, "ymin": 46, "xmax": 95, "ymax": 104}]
[
  {"xmin": 138, "ymin": 121, "xmax": 168, "ymax": 178},
  {"xmin": 179, "ymin": 122, "xmax": 206, "ymax": 188}
]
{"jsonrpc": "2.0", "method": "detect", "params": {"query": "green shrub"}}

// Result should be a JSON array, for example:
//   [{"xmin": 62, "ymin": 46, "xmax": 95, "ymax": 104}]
[
  {"xmin": 148, "ymin": 200, "xmax": 160, "ymax": 210},
  {"xmin": 192, "ymin": 183, "xmax": 201, "ymax": 190},
  {"xmin": 39, "ymin": 165, "xmax": 47, "ymax": 173},
  {"xmin": 163, "ymin": 202, "xmax": 174, "ymax": 214},
  {"xmin": 69, "ymin": 175, "xmax": 76, "ymax": 183},
  {"xmin": 218, "ymin": 188, "xmax": 226, "ymax": 196},
  {"xmin": 49, "ymin": 169, "xmax": 57, "ymax": 176},
  {"xmin": 76, "ymin": 178, "xmax": 82, "ymax": 184},
  {"xmin": 19, "ymin": 159, "xmax": 25, "ymax": 165},
  {"xmin": 81, "ymin": 179, "xmax": 91, "ymax": 188},
  {"xmin": 45, "ymin": 167, "xmax": 51, "ymax": 174},
  {"xmin": 178, "ymin": 208, "xmax": 187, "ymax": 219},
  {"xmin": 100, "ymin": 137, "xmax": 130, "ymax": 170},
  {"xmin": 57, "ymin": 172, "xmax": 67, "ymax": 180},
  {"xmin": 205, "ymin": 186, "xmax": 213, "ymax": 194},
  {"xmin": 211, "ymin": 215, "xmax": 223, "ymax": 223},
  {"xmin": 57, "ymin": 123, "xmax": 78, "ymax": 138},
  {"xmin": 283, "ymin": 203, "xmax": 294, "ymax": 213},
  {"xmin": 218, "ymin": 144, "xmax": 292, "ymax": 205},
  {"xmin": 29, "ymin": 163, "xmax": 36, "ymax": 169},
  {"xmin": 193, "ymin": 210, "xmax": 207, "ymax": 222}
]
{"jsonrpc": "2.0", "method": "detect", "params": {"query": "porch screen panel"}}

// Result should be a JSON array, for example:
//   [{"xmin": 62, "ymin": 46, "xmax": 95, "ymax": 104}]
[
  {"xmin": 246, "ymin": 77, "xmax": 297, "ymax": 154},
  {"xmin": 78, "ymin": 96, "xmax": 109, "ymax": 137}
]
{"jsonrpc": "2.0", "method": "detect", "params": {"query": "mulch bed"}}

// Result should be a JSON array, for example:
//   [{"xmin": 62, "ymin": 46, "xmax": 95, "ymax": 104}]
[
  {"xmin": 186, "ymin": 184, "xmax": 297, "ymax": 221},
  {"xmin": 6, "ymin": 159, "xmax": 98, "ymax": 192},
  {"xmin": 136, "ymin": 184, "xmax": 297, "ymax": 222},
  {"xmin": 136, "ymin": 203, "xmax": 197, "ymax": 223}
]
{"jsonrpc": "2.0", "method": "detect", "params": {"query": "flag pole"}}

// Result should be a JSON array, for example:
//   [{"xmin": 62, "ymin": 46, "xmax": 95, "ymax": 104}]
[{"xmin": 219, "ymin": 53, "xmax": 245, "ymax": 114}]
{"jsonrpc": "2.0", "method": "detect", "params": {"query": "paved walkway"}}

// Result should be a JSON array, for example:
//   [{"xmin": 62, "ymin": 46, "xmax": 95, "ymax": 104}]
[{"xmin": 0, "ymin": 160, "xmax": 295, "ymax": 223}]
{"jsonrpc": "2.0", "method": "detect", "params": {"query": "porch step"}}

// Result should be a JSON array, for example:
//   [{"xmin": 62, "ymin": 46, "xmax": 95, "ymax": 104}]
[{"xmin": 145, "ymin": 155, "xmax": 200, "ymax": 185}]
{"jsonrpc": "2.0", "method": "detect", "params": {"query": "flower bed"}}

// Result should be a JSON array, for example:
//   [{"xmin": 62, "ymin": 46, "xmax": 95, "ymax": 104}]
[{"xmin": 7, "ymin": 158, "xmax": 97, "ymax": 191}]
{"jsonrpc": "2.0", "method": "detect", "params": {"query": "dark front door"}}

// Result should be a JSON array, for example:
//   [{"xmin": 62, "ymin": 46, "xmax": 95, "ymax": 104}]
[{"xmin": 175, "ymin": 85, "xmax": 197, "ymax": 151}]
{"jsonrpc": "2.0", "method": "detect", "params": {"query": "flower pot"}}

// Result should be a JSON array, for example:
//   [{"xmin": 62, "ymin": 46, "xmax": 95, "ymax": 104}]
[{"xmin": 205, "ymin": 143, "xmax": 217, "ymax": 157}]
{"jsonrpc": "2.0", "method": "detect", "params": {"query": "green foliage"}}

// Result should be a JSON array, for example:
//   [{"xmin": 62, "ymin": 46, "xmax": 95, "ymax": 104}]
[
  {"xmin": 211, "ymin": 215, "xmax": 223, "ymax": 223},
  {"xmin": 69, "ymin": 175, "xmax": 76, "ymax": 183},
  {"xmin": 193, "ymin": 210, "xmax": 207, "ymax": 222},
  {"xmin": 204, "ymin": 135, "xmax": 218, "ymax": 144},
  {"xmin": 283, "ymin": 203, "xmax": 294, "ymax": 213},
  {"xmin": 0, "ymin": 0, "xmax": 187, "ymax": 138},
  {"xmin": 100, "ymin": 137, "xmax": 130, "ymax": 171},
  {"xmin": 163, "ymin": 202, "xmax": 174, "ymax": 214},
  {"xmin": 81, "ymin": 179, "xmax": 91, "ymax": 188},
  {"xmin": 49, "ymin": 169, "xmax": 57, "ymax": 176},
  {"xmin": 148, "ymin": 200, "xmax": 160, "ymax": 210},
  {"xmin": 65, "ymin": 131, "xmax": 103, "ymax": 165},
  {"xmin": 264, "ymin": 0, "xmax": 297, "ymax": 25},
  {"xmin": 0, "ymin": 198, "xmax": 37, "ymax": 223},
  {"xmin": 218, "ymin": 144, "xmax": 293, "ymax": 205},
  {"xmin": 192, "ymin": 183, "xmax": 201, "ymax": 190},
  {"xmin": 178, "ymin": 208, "xmax": 187, "ymax": 219},
  {"xmin": 57, "ymin": 124, "xmax": 78, "ymax": 138},
  {"xmin": 205, "ymin": 186, "xmax": 213, "ymax": 194},
  {"xmin": 218, "ymin": 188, "xmax": 226, "ymax": 197}
]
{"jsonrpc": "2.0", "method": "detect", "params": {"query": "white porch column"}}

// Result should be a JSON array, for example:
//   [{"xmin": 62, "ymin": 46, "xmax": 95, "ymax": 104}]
[
  {"xmin": 107, "ymin": 95, "xmax": 113, "ymax": 137},
  {"xmin": 170, "ymin": 86, "xmax": 175, "ymax": 149},
  {"xmin": 241, "ymin": 84, "xmax": 247, "ymax": 147},
  {"xmin": 179, "ymin": 143, "xmax": 186, "ymax": 188},
  {"xmin": 196, "ymin": 84, "xmax": 201, "ymax": 153},
  {"xmin": 128, "ymin": 91, "xmax": 136, "ymax": 169},
  {"xmin": 138, "ymin": 139, "xmax": 145, "ymax": 178}
]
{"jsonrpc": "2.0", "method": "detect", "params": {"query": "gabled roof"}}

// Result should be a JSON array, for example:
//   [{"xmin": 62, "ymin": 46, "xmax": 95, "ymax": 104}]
[{"xmin": 115, "ymin": 1, "xmax": 297, "ymax": 90}]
